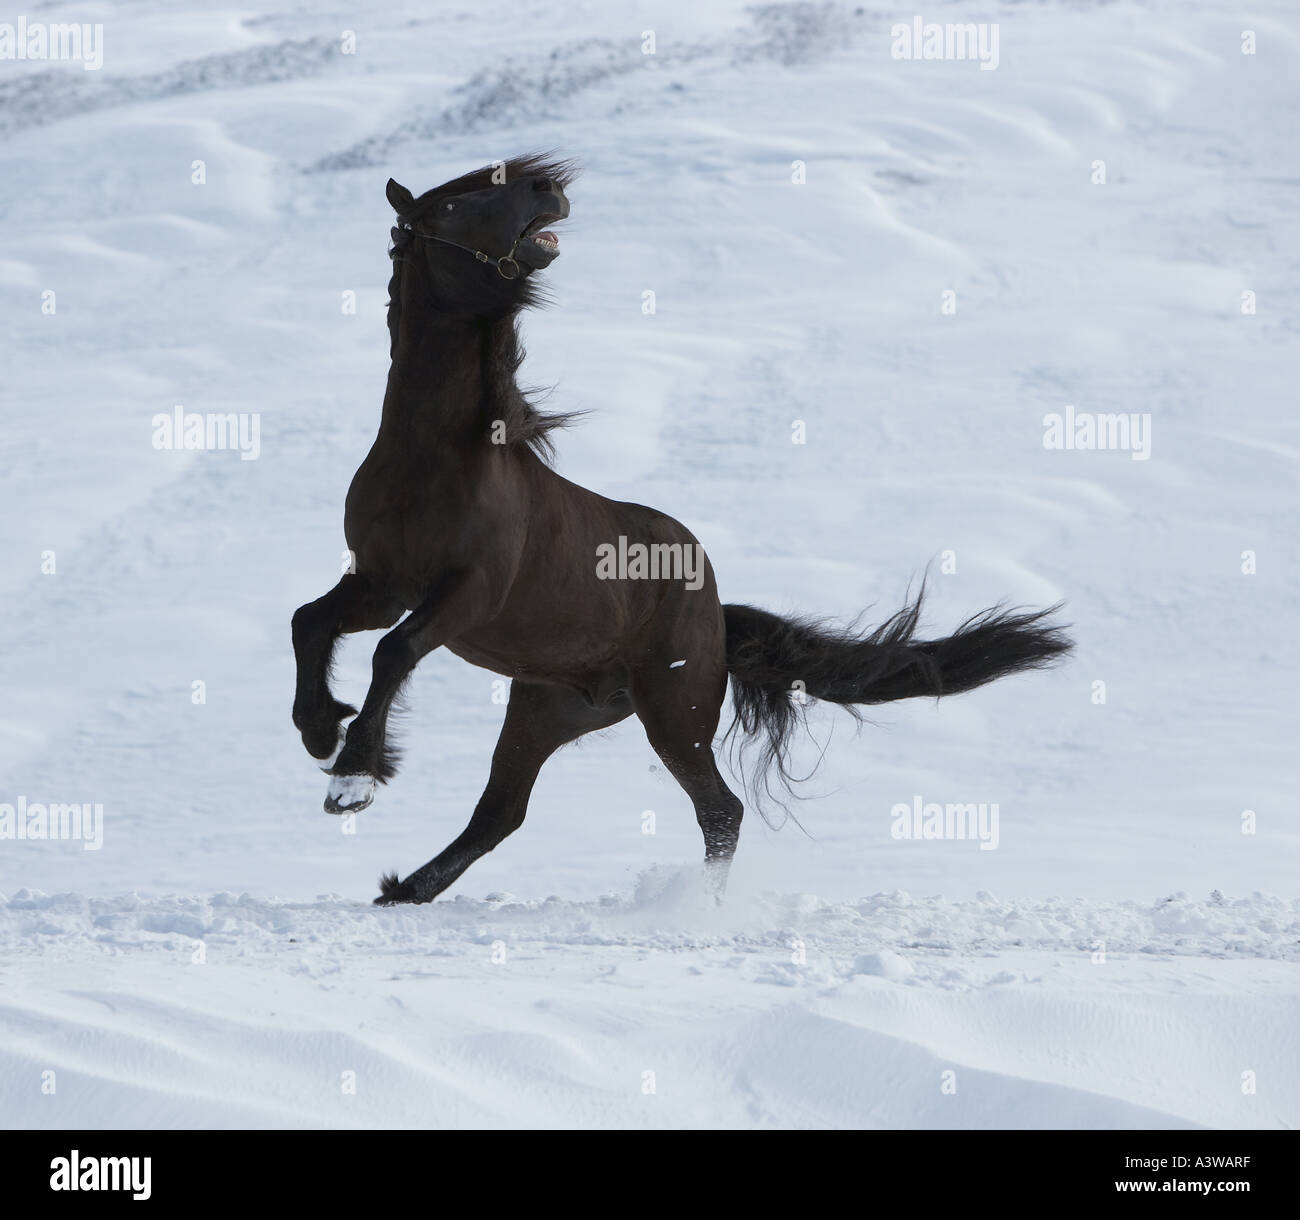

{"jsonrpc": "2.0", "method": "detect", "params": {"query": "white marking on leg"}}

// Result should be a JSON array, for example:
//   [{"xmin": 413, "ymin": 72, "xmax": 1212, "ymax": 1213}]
[{"xmin": 326, "ymin": 773, "xmax": 375, "ymax": 812}]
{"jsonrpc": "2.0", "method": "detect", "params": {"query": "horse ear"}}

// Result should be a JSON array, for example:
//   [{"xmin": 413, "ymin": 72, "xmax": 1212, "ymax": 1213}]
[{"xmin": 386, "ymin": 178, "xmax": 415, "ymax": 215}]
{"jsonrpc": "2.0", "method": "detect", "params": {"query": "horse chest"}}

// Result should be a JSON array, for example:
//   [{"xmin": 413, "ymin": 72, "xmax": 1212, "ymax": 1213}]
[{"xmin": 347, "ymin": 467, "xmax": 460, "ymax": 559}]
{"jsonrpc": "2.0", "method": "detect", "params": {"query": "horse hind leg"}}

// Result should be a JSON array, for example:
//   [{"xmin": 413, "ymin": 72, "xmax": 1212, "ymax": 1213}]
[{"xmin": 631, "ymin": 663, "xmax": 744, "ymax": 898}]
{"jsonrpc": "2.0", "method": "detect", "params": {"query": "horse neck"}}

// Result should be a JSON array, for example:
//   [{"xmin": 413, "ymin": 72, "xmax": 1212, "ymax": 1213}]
[{"xmin": 379, "ymin": 265, "xmax": 517, "ymax": 451}]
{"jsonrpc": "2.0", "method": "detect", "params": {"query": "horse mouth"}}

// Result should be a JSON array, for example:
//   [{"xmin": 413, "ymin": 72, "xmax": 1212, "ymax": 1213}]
[{"xmin": 521, "ymin": 213, "xmax": 563, "ymax": 254}]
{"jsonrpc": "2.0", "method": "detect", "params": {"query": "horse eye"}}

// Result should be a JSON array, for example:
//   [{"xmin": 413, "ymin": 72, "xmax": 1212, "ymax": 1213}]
[{"xmin": 444, "ymin": 202, "xmax": 455, "ymax": 211}]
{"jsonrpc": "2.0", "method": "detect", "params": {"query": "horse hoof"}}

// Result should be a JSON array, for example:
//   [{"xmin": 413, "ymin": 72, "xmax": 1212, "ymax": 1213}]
[
  {"xmin": 373, "ymin": 887, "xmax": 411, "ymax": 906},
  {"xmin": 374, "ymin": 871, "xmax": 418, "ymax": 905},
  {"xmin": 317, "ymin": 735, "xmax": 345, "ymax": 773},
  {"xmin": 298, "ymin": 701, "xmax": 358, "ymax": 761},
  {"xmin": 324, "ymin": 773, "xmax": 375, "ymax": 814},
  {"xmin": 301, "ymin": 727, "xmax": 340, "ymax": 761}
]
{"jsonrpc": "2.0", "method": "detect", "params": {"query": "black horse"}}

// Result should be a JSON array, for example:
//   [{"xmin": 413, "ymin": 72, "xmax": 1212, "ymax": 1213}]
[{"xmin": 291, "ymin": 154, "xmax": 1071, "ymax": 905}]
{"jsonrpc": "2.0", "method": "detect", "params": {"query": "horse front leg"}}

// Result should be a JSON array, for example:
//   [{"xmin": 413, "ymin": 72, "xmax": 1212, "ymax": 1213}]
[
  {"xmin": 291, "ymin": 575, "xmax": 401, "ymax": 760},
  {"xmin": 325, "ymin": 568, "xmax": 485, "ymax": 813}
]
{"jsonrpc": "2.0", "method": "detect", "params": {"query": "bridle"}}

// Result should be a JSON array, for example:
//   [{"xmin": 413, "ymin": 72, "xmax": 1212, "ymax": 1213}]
[{"xmin": 394, "ymin": 220, "xmax": 524, "ymax": 280}]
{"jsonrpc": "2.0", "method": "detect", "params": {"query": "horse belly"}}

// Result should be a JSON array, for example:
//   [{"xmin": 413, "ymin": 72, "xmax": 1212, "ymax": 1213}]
[{"xmin": 445, "ymin": 623, "xmax": 627, "ymax": 692}]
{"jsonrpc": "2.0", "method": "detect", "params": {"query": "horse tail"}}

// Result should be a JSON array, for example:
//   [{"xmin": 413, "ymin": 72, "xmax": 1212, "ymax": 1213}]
[{"xmin": 722, "ymin": 590, "xmax": 1071, "ymax": 798}]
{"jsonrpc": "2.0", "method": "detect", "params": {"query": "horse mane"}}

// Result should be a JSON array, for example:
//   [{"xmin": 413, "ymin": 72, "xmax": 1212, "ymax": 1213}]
[
  {"xmin": 413, "ymin": 151, "xmax": 578, "ymax": 205},
  {"xmin": 482, "ymin": 318, "xmax": 581, "ymax": 462},
  {"xmin": 384, "ymin": 153, "xmax": 581, "ymax": 462}
]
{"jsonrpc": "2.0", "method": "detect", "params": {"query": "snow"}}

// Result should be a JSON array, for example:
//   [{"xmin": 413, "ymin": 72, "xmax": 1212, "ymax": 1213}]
[
  {"xmin": 5, "ymin": 884, "xmax": 1297, "ymax": 1128},
  {"xmin": 1, "ymin": 0, "xmax": 1297, "ymax": 1128}
]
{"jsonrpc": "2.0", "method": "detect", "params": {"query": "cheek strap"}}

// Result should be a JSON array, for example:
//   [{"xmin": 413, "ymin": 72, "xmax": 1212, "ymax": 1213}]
[{"xmin": 397, "ymin": 222, "xmax": 522, "ymax": 280}]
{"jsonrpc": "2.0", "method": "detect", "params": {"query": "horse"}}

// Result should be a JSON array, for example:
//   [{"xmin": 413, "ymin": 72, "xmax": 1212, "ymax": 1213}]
[{"xmin": 290, "ymin": 154, "xmax": 1072, "ymax": 906}]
